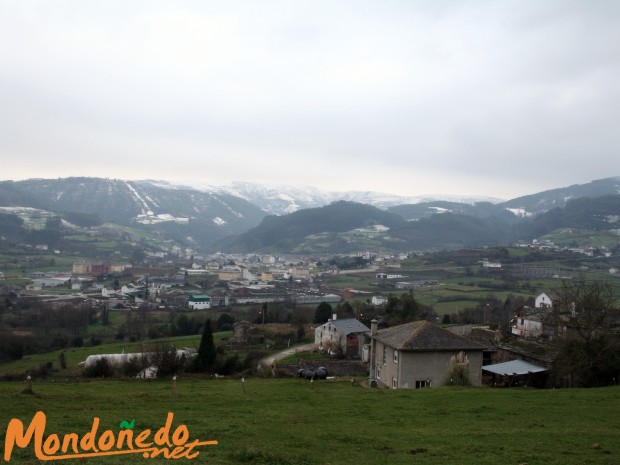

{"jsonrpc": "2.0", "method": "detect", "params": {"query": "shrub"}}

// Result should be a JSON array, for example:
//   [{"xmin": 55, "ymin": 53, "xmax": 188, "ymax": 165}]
[
  {"xmin": 148, "ymin": 342, "xmax": 183, "ymax": 377},
  {"xmin": 84, "ymin": 358, "xmax": 114, "ymax": 378},
  {"xmin": 445, "ymin": 351, "xmax": 471, "ymax": 386},
  {"xmin": 121, "ymin": 354, "xmax": 150, "ymax": 378}
]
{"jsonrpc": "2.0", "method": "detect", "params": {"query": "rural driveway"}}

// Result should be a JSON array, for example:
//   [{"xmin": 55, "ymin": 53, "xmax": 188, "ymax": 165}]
[{"xmin": 259, "ymin": 342, "xmax": 315, "ymax": 368}]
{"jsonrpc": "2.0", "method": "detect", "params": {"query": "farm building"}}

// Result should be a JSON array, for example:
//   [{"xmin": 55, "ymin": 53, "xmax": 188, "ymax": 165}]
[
  {"xmin": 82, "ymin": 348, "xmax": 196, "ymax": 378},
  {"xmin": 314, "ymin": 316, "xmax": 370, "ymax": 357},
  {"xmin": 233, "ymin": 321, "xmax": 265, "ymax": 345},
  {"xmin": 188, "ymin": 294, "xmax": 211, "ymax": 310},
  {"xmin": 368, "ymin": 320, "xmax": 484, "ymax": 389}
]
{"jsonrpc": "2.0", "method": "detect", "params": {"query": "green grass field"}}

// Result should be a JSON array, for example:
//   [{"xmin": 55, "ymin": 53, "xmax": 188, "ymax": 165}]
[
  {"xmin": 0, "ymin": 379, "xmax": 618, "ymax": 465},
  {"xmin": 0, "ymin": 333, "xmax": 236, "ymax": 379}
]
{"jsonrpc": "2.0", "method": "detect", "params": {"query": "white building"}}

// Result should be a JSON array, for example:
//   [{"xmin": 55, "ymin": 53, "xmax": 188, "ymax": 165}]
[
  {"xmin": 535, "ymin": 292, "xmax": 553, "ymax": 309},
  {"xmin": 314, "ymin": 315, "xmax": 370, "ymax": 357},
  {"xmin": 376, "ymin": 273, "xmax": 404, "ymax": 279},
  {"xmin": 481, "ymin": 259, "xmax": 501, "ymax": 269},
  {"xmin": 188, "ymin": 294, "xmax": 211, "ymax": 310},
  {"xmin": 512, "ymin": 314, "xmax": 544, "ymax": 338},
  {"xmin": 371, "ymin": 296, "xmax": 388, "ymax": 306}
]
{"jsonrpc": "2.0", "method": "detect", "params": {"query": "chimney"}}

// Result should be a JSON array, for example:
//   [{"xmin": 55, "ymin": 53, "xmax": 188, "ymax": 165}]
[
  {"xmin": 332, "ymin": 313, "xmax": 337, "ymax": 321},
  {"xmin": 370, "ymin": 319, "xmax": 378, "ymax": 336}
]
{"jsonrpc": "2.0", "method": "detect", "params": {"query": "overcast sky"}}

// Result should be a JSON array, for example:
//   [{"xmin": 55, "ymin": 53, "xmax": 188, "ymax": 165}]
[{"xmin": 1, "ymin": 1, "xmax": 618, "ymax": 200}]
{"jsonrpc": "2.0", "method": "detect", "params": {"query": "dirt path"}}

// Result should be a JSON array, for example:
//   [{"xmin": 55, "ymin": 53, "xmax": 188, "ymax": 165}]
[{"xmin": 259, "ymin": 342, "xmax": 315, "ymax": 368}]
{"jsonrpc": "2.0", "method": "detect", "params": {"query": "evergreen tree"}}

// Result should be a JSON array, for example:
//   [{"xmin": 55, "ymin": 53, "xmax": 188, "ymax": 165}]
[
  {"xmin": 216, "ymin": 313, "xmax": 235, "ymax": 331},
  {"xmin": 337, "ymin": 301, "xmax": 355, "ymax": 318},
  {"xmin": 58, "ymin": 351, "xmax": 67, "ymax": 369},
  {"xmin": 313, "ymin": 302, "xmax": 333, "ymax": 324},
  {"xmin": 196, "ymin": 319, "xmax": 216, "ymax": 372},
  {"xmin": 297, "ymin": 324, "xmax": 306, "ymax": 341}
]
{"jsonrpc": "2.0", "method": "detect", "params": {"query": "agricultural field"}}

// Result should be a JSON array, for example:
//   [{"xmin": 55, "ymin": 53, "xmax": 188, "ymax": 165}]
[
  {"xmin": 0, "ymin": 327, "xmax": 312, "ymax": 381},
  {"xmin": 0, "ymin": 378, "xmax": 619, "ymax": 465},
  {"xmin": 0, "ymin": 332, "xmax": 246, "ymax": 378},
  {"xmin": 541, "ymin": 228, "xmax": 620, "ymax": 249}
]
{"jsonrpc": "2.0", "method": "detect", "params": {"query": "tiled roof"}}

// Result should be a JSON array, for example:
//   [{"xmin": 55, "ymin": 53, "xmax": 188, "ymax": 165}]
[
  {"xmin": 330, "ymin": 318, "xmax": 370, "ymax": 336},
  {"xmin": 373, "ymin": 320, "xmax": 484, "ymax": 351}
]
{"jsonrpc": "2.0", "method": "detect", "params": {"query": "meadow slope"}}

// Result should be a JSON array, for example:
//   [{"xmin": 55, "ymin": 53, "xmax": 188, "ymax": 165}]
[{"xmin": 1, "ymin": 378, "xmax": 619, "ymax": 465}]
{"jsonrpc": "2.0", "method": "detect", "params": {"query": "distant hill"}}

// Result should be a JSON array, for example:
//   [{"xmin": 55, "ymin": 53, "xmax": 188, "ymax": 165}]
[
  {"xmin": 0, "ymin": 212, "xmax": 25, "ymax": 242},
  {"xmin": 222, "ymin": 204, "xmax": 518, "ymax": 253},
  {"xmin": 188, "ymin": 180, "xmax": 502, "ymax": 215},
  {"xmin": 191, "ymin": 177, "xmax": 620, "ymax": 217},
  {"xmin": 0, "ymin": 177, "xmax": 267, "ymax": 248},
  {"xmin": 222, "ymin": 195, "xmax": 620, "ymax": 253},
  {"xmin": 501, "ymin": 177, "xmax": 620, "ymax": 215},
  {"xmin": 388, "ymin": 201, "xmax": 518, "ymax": 222},
  {"xmin": 221, "ymin": 201, "xmax": 406, "ymax": 252},
  {"xmin": 0, "ymin": 176, "xmax": 619, "ymax": 254},
  {"xmin": 520, "ymin": 194, "xmax": 620, "ymax": 238}
]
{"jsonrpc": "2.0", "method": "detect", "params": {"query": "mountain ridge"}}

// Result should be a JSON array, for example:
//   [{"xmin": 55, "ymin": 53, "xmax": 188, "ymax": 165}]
[
  {"xmin": 168, "ymin": 180, "xmax": 505, "ymax": 215},
  {"xmin": 1, "ymin": 176, "xmax": 619, "ymax": 254}
]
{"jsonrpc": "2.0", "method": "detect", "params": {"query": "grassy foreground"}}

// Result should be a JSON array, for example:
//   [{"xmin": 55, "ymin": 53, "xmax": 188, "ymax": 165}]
[{"xmin": 1, "ymin": 378, "xmax": 619, "ymax": 465}]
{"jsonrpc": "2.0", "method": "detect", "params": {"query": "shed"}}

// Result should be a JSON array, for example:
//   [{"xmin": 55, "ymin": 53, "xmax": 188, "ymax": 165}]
[
  {"xmin": 482, "ymin": 359, "xmax": 547, "ymax": 376},
  {"xmin": 482, "ymin": 359, "xmax": 548, "ymax": 387}
]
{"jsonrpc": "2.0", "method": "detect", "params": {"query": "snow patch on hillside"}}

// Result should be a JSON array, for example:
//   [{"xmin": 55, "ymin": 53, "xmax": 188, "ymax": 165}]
[
  {"xmin": 137, "ymin": 179, "xmax": 505, "ymax": 216},
  {"xmin": 506, "ymin": 208, "xmax": 533, "ymax": 218},
  {"xmin": 135, "ymin": 213, "xmax": 189, "ymax": 224},
  {"xmin": 125, "ymin": 182, "xmax": 152, "ymax": 215}
]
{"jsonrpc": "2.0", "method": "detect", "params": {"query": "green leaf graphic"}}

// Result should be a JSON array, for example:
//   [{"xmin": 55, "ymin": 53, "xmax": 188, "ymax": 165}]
[{"xmin": 119, "ymin": 419, "xmax": 135, "ymax": 430}]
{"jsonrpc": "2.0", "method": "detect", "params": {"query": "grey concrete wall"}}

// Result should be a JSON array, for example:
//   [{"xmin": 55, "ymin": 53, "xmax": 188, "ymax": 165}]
[{"xmin": 372, "ymin": 341, "xmax": 483, "ymax": 388}]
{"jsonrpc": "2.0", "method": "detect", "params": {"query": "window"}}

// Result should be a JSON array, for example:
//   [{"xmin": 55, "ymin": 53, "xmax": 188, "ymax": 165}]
[
  {"xmin": 415, "ymin": 380, "xmax": 431, "ymax": 389},
  {"xmin": 393, "ymin": 350, "xmax": 399, "ymax": 364},
  {"xmin": 392, "ymin": 377, "xmax": 397, "ymax": 389},
  {"xmin": 382, "ymin": 346, "xmax": 387, "ymax": 365},
  {"xmin": 376, "ymin": 367, "xmax": 381, "ymax": 379}
]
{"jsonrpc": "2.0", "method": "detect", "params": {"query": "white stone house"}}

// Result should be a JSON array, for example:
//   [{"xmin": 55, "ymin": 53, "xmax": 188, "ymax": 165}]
[
  {"xmin": 101, "ymin": 287, "xmax": 119, "ymax": 298},
  {"xmin": 314, "ymin": 316, "xmax": 370, "ymax": 357},
  {"xmin": 511, "ymin": 312, "xmax": 544, "ymax": 338},
  {"xmin": 535, "ymin": 292, "xmax": 553, "ymax": 309}
]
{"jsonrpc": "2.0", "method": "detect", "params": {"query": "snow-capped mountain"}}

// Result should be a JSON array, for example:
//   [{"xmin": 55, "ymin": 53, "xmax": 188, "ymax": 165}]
[
  {"xmin": 176, "ymin": 181, "xmax": 503, "ymax": 216},
  {"xmin": 0, "ymin": 178, "xmax": 268, "ymax": 248}
]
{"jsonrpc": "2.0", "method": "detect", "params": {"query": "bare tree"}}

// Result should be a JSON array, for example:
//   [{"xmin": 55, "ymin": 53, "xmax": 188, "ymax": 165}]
[
  {"xmin": 148, "ymin": 341, "xmax": 182, "ymax": 378},
  {"xmin": 550, "ymin": 280, "xmax": 620, "ymax": 387}
]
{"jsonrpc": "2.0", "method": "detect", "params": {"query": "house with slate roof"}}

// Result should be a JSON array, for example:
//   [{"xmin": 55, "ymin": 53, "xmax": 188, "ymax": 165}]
[
  {"xmin": 314, "ymin": 316, "xmax": 370, "ymax": 357},
  {"xmin": 368, "ymin": 320, "xmax": 484, "ymax": 389}
]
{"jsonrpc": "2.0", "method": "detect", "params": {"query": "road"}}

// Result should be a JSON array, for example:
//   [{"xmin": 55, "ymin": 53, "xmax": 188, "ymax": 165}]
[{"xmin": 259, "ymin": 342, "xmax": 315, "ymax": 368}]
